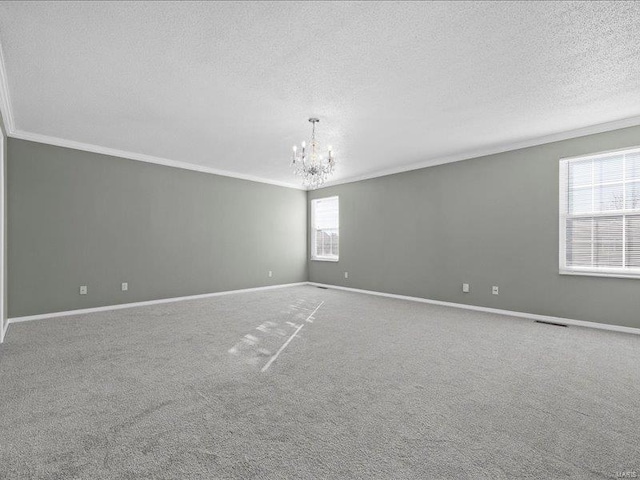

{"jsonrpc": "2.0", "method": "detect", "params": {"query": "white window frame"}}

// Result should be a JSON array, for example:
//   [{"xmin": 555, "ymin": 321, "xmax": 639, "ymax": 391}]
[
  {"xmin": 559, "ymin": 146, "xmax": 640, "ymax": 279},
  {"xmin": 311, "ymin": 196, "xmax": 339, "ymax": 262}
]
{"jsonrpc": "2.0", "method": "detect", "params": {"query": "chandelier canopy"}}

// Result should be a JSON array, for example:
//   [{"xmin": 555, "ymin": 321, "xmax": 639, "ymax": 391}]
[{"xmin": 291, "ymin": 118, "xmax": 335, "ymax": 189}]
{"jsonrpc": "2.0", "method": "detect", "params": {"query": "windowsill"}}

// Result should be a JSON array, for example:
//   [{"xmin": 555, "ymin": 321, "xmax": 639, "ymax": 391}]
[
  {"xmin": 311, "ymin": 257, "xmax": 339, "ymax": 262},
  {"xmin": 559, "ymin": 269, "xmax": 640, "ymax": 280}
]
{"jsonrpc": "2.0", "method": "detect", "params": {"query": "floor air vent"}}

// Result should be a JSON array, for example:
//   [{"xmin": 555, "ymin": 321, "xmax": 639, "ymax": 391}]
[{"xmin": 535, "ymin": 320, "xmax": 568, "ymax": 327}]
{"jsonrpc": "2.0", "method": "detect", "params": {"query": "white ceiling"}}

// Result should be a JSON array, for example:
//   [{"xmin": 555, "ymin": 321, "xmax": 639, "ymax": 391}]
[{"xmin": 1, "ymin": 1, "xmax": 640, "ymax": 189}]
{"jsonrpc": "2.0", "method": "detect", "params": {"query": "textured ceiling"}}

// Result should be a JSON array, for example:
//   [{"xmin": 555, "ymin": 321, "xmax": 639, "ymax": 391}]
[{"xmin": 1, "ymin": 1, "xmax": 640, "ymax": 188}]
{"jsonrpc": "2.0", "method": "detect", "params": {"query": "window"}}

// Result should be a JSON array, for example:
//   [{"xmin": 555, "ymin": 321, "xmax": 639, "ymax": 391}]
[
  {"xmin": 560, "ymin": 147, "xmax": 640, "ymax": 278},
  {"xmin": 311, "ymin": 196, "xmax": 339, "ymax": 261}
]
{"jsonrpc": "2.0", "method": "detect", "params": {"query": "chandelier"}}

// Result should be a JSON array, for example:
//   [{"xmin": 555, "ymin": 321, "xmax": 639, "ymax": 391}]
[{"xmin": 291, "ymin": 118, "xmax": 335, "ymax": 189}]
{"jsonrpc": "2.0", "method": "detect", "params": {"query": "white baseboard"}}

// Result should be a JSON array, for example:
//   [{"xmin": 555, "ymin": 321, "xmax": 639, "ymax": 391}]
[
  {"xmin": 6, "ymin": 281, "xmax": 639, "ymax": 338},
  {"xmin": 0, "ymin": 320, "xmax": 6, "ymax": 344},
  {"xmin": 308, "ymin": 282, "xmax": 640, "ymax": 336},
  {"xmin": 7, "ymin": 282, "xmax": 307, "ymax": 325}
]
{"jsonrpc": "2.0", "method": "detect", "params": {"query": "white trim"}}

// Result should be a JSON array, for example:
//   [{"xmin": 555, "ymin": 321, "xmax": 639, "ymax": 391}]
[
  {"xmin": 318, "ymin": 115, "xmax": 640, "ymax": 189},
  {"xmin": 7, "ymin": 282, "xmax": 307, "ymax": 325},
  {"xmin": 0, "ymin": 39, "xmax": 303, "ymax": 191},
  {"xmin": 308, "ymin": 282, "xmax": 640, "ymax": 336},
  {"xmin": 0, "ymin": 38, "xmax": 10, "ymax": 342},
  {"xmin": 6, "ymin": 281, "xmax": 639, "ymax": 337},
  {"xmin": 9, "ymin": 130, "xmax": 305, "ymax": 190},
  {"xmin": 2, "ymin": 47, "xmax": 640, "ymax": 194},
  {"xmin": 559, "ymin": 147, "xmax": 640, "ymax": 279},
  {"xmin": 559, "ymin": 144, "xmax": 640, "ymax": 163},
  {"xmin": 2, "ymin": 27, "xmax": 640, "ymax": 193},
  {"xmin": 559, "ymin": 158, "xmax": 568, "ymax": 277},
  {"xmin": 0, "ymin": 41, "xmax": 15, "ymax": 133},
  {"xmin": 559, "ymin": 269, "xmax": 640, "ymax": 280},
  {"xmin": 10, "ymin": 112, "xmax": 640, "ymax": 193},
  {"xmin": 310, "ymin": 196, "xmax": 340, "ymax": 261},
  {"xmin": 0, "ymin": 128, "xmax": 4, "ymax": 344}
]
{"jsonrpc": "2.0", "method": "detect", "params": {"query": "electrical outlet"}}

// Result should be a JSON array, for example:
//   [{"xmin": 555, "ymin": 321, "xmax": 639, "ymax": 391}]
[
  {"xmin": 268, "ymin": 271, "xmax": 273, "ymax": 278},
  {"xmin": 121, "ymin": 282, "xmax": 128, "ymax": 291},
  {"xmin": 344, "ymin": 272, "xmax": 349, "ymax": 279},
  {"xmin": 79, "ymin": 285, "xmax": 87, "ymax": 295},
  {"xmin": 492, "ymin": 286, "xmax": 499, "ymax": 295},
  {"xmin": 462, "ymin": 283, "xmax": 470, "ymax": 293}
]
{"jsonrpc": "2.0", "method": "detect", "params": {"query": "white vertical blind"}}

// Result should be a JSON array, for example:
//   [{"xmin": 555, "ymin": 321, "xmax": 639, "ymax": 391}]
[
  {"xmin": 311, "ymin": 196, "xmax": 339, "ymax": 260},
  {"xmin": 560, "ymin": 147, "xmax": 640, "ymax": 276}
]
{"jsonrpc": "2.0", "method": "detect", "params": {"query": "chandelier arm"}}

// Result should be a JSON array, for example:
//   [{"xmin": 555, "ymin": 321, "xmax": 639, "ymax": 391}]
[{"xmin": 290, "ymin": 117, "xmax": 335, "ymax": 189}]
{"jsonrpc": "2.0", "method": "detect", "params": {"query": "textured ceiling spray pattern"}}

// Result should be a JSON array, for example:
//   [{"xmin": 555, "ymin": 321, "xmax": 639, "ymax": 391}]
[{"xmin": 1, "ymin": 1, "xmax": 640, "ymax": 185}]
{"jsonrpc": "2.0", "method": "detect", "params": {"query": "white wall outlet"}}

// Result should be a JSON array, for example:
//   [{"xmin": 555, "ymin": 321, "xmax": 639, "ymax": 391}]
[
  {"xmin": 268, "ymin": 271, "xmax": 273, "ymax": 278},
  {"xmin": 79, "ymin": 285, "xmax": 87, "ymax": 295},
  {"xmin": 462, "ymin": 283, "xmax": 470, "ymax": 293},
  {"xmin": 121, "ymin": 282, "xmax": 128, "ymax": 291},
  {"xmin": 492, "ymin": 286, "xmax": 499, "ymax": 295},
  {"xmin": 344, "ymin": 272, "xmax": 349, "ymax": 279}
]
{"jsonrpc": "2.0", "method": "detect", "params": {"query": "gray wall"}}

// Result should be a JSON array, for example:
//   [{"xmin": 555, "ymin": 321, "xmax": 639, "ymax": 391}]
[
  {"xmin": 309, "ymin": 125, "xmax": 640, "ymax": 330},
  {"xmin": 8, "ymin": 139, "xmax": 307, "ymax": 317}
]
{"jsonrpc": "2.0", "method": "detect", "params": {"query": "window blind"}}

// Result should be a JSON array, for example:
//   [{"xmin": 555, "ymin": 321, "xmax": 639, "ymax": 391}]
[
  {"xmin": 311, "ymin": 196, "xmax": 339, "ymax": 261},
  {"xmin": 560, "ymin": 148, "xmax": 640, "ymax": 277}
]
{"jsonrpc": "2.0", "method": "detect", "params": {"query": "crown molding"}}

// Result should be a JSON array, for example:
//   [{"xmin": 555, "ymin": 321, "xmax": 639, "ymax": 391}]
[
  {"xmin": 0, "ymin": 37, "xmax": 305, "ymax": 190},
  {"xmin": 7, "ymin": 111, "xmax": 640, "ymax": 194},
  {"xmin": 319, "ymin": 114, "xmax": 640, "ymax": 189},
  {"xmin": 10, "ymin": 111, "xmax": 640, "ymax": 193},
  {"xmin": 9, "ymin": 129, "xmax": 306, "ymax": 190},
  {"xmin": 3, "ymin": 20, "xmax": 640, "ymax": 193}
]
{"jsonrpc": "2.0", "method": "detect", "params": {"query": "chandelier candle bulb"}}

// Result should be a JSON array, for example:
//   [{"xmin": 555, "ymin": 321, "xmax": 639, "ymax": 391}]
[{"xmin": 290, "ymin": 117, "xmax": 337, "ymax": 189}]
